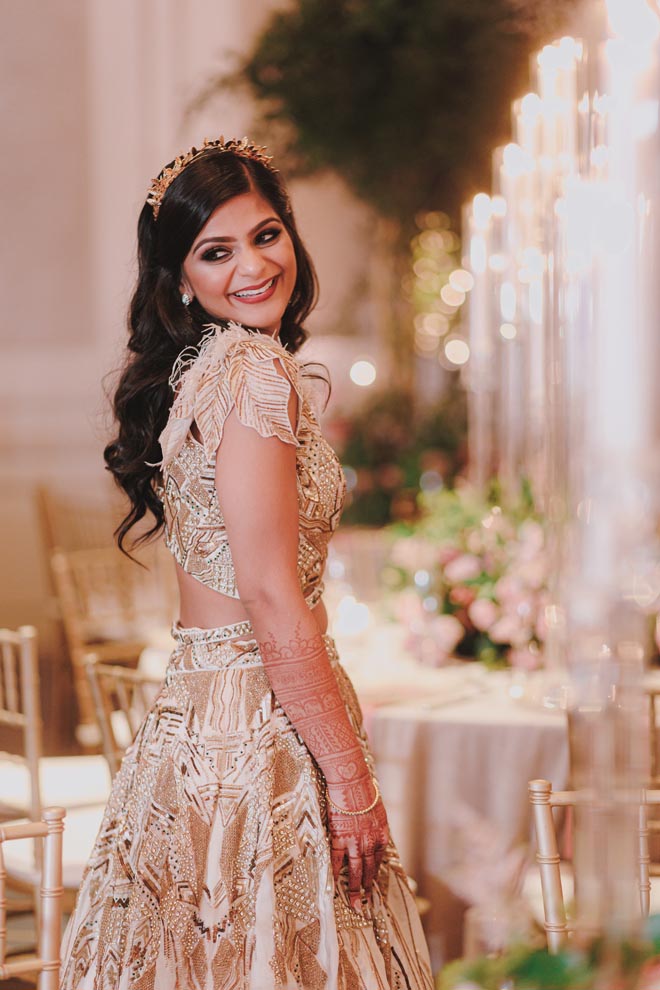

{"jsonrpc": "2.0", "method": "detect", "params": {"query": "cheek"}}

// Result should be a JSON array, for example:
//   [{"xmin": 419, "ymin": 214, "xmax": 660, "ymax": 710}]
[
  {"xmin": 194, "ymin": 266, "xmax": 232, "ymax": 298},
  {"xmin": 283, "ymin": 243, "xmax": 298, "ymax": 287}
]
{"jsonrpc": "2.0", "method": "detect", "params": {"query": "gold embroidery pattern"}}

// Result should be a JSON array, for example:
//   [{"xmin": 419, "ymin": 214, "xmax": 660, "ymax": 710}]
[
  {"xmin": 60, "ymin": 630, "xmax": 434, "ymax": 989},
  {"xmin": 159, "ymin": 328, "xmax": 345, "ymax": 608}
]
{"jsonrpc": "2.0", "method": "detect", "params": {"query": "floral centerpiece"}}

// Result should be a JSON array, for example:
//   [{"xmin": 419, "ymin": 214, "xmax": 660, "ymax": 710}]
[
  {"xmin": 438, "ymin": 919, "xmax": 660, "ymax": 990},
  {"xmin": 382, "ymin": 482, "xmax": 549, "ymax": 668}
]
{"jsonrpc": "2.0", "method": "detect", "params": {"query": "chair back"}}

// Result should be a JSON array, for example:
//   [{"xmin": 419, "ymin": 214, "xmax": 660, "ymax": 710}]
[
  {"xmin": 86, "ymin": 659, "xmax": 162, "ymax": 778},
  {"xmin": 0, "ymin": 807, "xmax": 65, "ymax": 990},
  {"xmin": 35, "ymin": 481, "xmax": 125, "ymax": 558},
  {"xmin": 646, "ymin": 688, "xmax": 660, "ymax": 788},
  {"xmin": 529, "ymin": 778, "xmax": 660, "ymax": 953},
  {"xmin": 0, "ymin": 627, "xmax": 43, "ymax": 821},
  {"xmin": 50, "ymin": 544, "xmax": 176, "ymax": 733}
]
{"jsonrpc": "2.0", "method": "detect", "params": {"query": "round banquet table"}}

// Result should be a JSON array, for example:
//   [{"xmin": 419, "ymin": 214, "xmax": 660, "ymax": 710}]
[{"xmin": 138, "ymin": 623, "xmax": 569, "ymax": 973}]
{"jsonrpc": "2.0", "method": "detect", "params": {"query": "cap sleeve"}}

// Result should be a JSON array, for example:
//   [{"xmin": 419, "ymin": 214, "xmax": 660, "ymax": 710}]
[
  {"xmin": 158, "ymin": 326, "xmax": 302, "ymax": 467},
  {"xmin": 196, "ymin": 337, "xmax": 301, "ymax": 456}
]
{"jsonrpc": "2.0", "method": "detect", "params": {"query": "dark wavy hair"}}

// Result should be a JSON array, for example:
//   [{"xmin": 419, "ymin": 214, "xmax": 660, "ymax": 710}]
[{"xmin": 104, "ymin": 148, "xmax": 319, "ymax": 552}]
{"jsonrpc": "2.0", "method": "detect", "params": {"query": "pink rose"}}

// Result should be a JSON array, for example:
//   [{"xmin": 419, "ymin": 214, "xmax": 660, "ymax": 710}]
[
  {"xmin": 494, "ymin": 574, "xmax": 524, "ymax": 604},
  {"xmin": 468, "ymin": 598, "xmax": 499, "ymax": 632},
  {"xmin": 444, "ymin": 554, "xmax": 482, "ymax": 583},
  {"xmin": 449, "ymin": 585, "xmax": 477, "ymax": 608},
  {"xmin": 511, "ymin": 557, "xmax": 546, "ymax": 590},
  {"xmin": 438, "ymin": 544, "xmax": 461, "ymax": 567},
  {"xmin": 489, "ymin": 614, "xmax": 528, "ymax": 646},
  {"xmin": 429, "ymin": 614, "xmax": 464, "ymax": 654}
]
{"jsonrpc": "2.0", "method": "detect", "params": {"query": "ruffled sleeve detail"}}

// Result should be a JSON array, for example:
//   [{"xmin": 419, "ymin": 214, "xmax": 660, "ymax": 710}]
[{"xmin": 158, "ymin": 323, "xmax": 303, "ymax": 468}]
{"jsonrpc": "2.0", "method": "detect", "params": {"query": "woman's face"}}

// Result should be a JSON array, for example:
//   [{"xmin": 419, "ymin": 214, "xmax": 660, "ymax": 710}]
[{"xmin": 180, "ymin": 189, "xmax": 297, "ymax": 336}]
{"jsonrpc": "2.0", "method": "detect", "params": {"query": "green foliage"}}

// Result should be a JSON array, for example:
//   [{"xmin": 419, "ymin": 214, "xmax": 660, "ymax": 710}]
[
  {"xmin": 437, "ymin": 931, "xmax": 660, "ymax": 990},
  {"xmin": 337, "ymin": 382, "xmax": 467, "ymax": 526},
  {"xmin": 233, "ymin": 0, "xmax": 575, "ymax": 223}
]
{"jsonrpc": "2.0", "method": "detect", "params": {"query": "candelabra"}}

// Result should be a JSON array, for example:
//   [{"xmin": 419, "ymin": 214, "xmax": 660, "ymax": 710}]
[{"xmin": 462, "ymin": 0, "xmax": 660, "ymax": 956}]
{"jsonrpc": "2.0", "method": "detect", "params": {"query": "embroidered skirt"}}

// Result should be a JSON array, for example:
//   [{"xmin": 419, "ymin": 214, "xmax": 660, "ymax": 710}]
[{"xmin": 60, "ymin": 622, "xmax": 433, "ymax": 990}]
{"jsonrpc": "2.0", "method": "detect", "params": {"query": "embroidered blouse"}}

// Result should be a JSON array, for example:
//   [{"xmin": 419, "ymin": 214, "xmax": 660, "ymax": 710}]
[{"xmin": 157, "ymin": 322, "xmax": 346, "ymax": 609}]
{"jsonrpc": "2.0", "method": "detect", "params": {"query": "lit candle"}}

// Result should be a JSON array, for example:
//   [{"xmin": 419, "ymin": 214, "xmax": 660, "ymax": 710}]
[{"xmin": 464, "ymin": 194, "xmax": 494, "ymax": 492}]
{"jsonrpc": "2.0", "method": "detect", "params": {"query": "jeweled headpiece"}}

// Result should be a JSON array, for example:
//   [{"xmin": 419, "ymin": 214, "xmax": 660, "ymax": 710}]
[{"xmin": 146, "ymin": 136, "xmax": 275, "ymax": 219}]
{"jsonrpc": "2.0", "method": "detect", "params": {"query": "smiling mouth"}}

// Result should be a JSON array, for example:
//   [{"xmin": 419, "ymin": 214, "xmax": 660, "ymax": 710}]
[{"xmin": 232, "ymin": 276, "xmax": 277, "ymax": 299}]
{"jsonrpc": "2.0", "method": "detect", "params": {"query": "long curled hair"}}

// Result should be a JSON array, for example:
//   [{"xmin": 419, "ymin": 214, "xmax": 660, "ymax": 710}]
[{"xmin": 104, "ymin": 148, "xmax": 319, "ymax": 552}]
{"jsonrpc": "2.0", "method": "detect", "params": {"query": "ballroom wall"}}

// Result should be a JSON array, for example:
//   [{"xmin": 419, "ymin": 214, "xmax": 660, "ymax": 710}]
[{"xmin": 0, "ymin": 0, "xmax": 377, "ymax": 742}]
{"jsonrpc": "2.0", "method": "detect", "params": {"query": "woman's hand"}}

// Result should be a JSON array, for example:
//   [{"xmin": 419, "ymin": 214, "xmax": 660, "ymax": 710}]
[{"xmin": 327, "ymin": 783, "xmax": 390, "ymax": 910}]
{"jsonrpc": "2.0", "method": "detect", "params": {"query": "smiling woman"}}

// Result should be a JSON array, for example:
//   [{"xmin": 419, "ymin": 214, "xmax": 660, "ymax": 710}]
[
  {"xmin": 180, "ymin": 193, "xmax": 298, "ymax": 335},
  {"xmin": 59, "ymin": 137, "xmax": 434, "ymax": 990}
]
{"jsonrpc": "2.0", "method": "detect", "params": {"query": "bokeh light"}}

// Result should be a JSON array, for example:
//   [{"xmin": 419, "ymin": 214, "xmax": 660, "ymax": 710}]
[
  {"xmin": 440, "ymin": 284, "xmax": 466, "ymax": 308},
  {"xmin": 449, "ymin": 268, "xmax": 474, "ymax": 292},
  {"xmin": 444, "ymin": 339, "xmax": 470, "ymax": 365},
  {"xmin": 349, "ymin": 360, "xmax": 377, "ymax": 386}
]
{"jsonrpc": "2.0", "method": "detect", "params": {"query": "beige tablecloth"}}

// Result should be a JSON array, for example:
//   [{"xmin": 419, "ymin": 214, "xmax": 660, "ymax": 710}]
[{"xmin": 364, "ymin": 673, "xmax": 567, "ymax": 968}]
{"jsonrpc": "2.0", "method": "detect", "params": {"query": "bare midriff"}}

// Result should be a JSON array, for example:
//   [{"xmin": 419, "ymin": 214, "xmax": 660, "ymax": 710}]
[{"xmin": 174, "ymin": 560, "xmax": 329, "ymax": 635}]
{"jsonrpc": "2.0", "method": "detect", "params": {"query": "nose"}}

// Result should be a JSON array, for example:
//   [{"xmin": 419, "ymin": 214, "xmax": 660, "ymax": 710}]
[{"xmin": 237, "ymin": 243, "xmax": 266, "ymax": 278}]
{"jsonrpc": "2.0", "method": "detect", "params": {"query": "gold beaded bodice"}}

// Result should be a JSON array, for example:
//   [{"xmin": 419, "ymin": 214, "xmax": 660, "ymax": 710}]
[{"xmin": 157, "ymin": 323, "xmax": 346, "ymax": 608}]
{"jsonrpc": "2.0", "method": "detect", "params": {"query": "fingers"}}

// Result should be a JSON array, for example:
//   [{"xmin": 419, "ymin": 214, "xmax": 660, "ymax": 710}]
[
  {"xmin": 331, "ymin": 844, "xmax": 345, "ymax": 883},
  {"xmin": 374, "ymin": 834, "xmax": 389, "ymax": 873},
  {"xmin": 347, "ymin": 851, "xmax": 363, "ymax": 910},
  {"xmin": 328, "ymin": 808, "xmax": 390, "ymax": 908},
  {"xmin": 362, "ymin": 851, "xmax": 377, "ymax": 895}
]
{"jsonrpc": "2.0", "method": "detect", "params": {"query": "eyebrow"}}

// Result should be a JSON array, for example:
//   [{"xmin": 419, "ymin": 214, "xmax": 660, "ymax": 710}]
[{"xmin": 193, "ymin": 217, "xmax": 281, "ymax": 254}]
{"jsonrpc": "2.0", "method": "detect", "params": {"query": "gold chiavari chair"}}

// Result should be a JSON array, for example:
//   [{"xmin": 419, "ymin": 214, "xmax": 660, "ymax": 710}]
[
  {"xmin": 0, "ymin": 627, "xmax": 109, "ymax": 913},
  {"xmin": 50, "ymin": 543, "xmax": 177, "ymax": 743},
  {"xmin": 35, "ymin": 482, "xmax": 121, "ymax": 560},
  {"xmin": 648, "ymin": 688, "xmax": 660, "ymax": 788},
  {"xmin": 85, "ymin": 657, "xmax": 163, "ymax": 779},
  {"xmin": 0, "ymin": 808, "xmax": 65, "ymax": 990},
  {"xmin": 0, "ymin": 627, "xmax": 42, "ymax": 826},
  {"xmin": 528, "ymin": 778, "xmax": 660, "ymax": 953},
  {"xmin": 643, "ymin": 686, "xmax": 660, "ymax": 875},
  {"xmin": 36, "ymin": 483, "xmax": 177, "ymax": 745},
  {"xmin": 0, "ymin": 626, "xmax": 110, "ymax": 821}
]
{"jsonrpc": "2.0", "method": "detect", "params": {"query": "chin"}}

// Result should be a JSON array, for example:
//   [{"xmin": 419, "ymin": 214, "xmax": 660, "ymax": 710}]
[{"xmin": 235, "ymin": 305, "xmax": 288, "ymax": 332}]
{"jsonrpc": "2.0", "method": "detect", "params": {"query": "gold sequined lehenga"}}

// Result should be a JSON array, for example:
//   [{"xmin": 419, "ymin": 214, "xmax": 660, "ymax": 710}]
[{"xmin": 60, "ymin": 324, "xmax": 434, "ymax": 990}]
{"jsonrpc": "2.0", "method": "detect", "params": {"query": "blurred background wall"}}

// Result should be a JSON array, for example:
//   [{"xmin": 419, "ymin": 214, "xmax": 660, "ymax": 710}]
[{"xmin": 0, "ymin": 0, "xmax": 375, "ymax": 644}]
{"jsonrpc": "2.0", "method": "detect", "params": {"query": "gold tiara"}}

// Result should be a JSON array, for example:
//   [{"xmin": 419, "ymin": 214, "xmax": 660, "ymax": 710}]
[{"xmin": 146, "ymin": 136, "xmax": 275, "ymax": 219}]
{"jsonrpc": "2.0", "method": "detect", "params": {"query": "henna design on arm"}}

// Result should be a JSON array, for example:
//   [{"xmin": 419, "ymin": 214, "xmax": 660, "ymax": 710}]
[
  {"xmin": 258, "ymin": 618, "xmax": 390, "ymax": 901},
  {"xmin": 259, "ymin": 623, "xmax": 374, "ymax": 801}
]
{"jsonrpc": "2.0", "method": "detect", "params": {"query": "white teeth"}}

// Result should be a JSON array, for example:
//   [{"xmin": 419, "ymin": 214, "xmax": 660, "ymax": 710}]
[{"xmin": 234, "ymin": 278, "xmax": 275, "ymax": 298}]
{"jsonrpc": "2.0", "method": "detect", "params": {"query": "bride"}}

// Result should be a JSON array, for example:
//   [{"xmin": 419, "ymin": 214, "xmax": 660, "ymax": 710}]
[{"xmin": 59, "ymin": 136, "xmax": 433, "ymax": 989}]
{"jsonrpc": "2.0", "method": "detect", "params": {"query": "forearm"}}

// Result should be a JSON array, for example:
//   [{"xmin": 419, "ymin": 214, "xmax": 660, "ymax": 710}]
[{"xmin": 244, "ymin": 593, "xmax": 374, "ymax": 808}]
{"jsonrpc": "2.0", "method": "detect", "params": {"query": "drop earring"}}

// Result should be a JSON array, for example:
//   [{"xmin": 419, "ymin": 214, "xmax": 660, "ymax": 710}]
[{"xmin": 181, "ymin": 292, "xmax": 191, "ymax": 307}]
